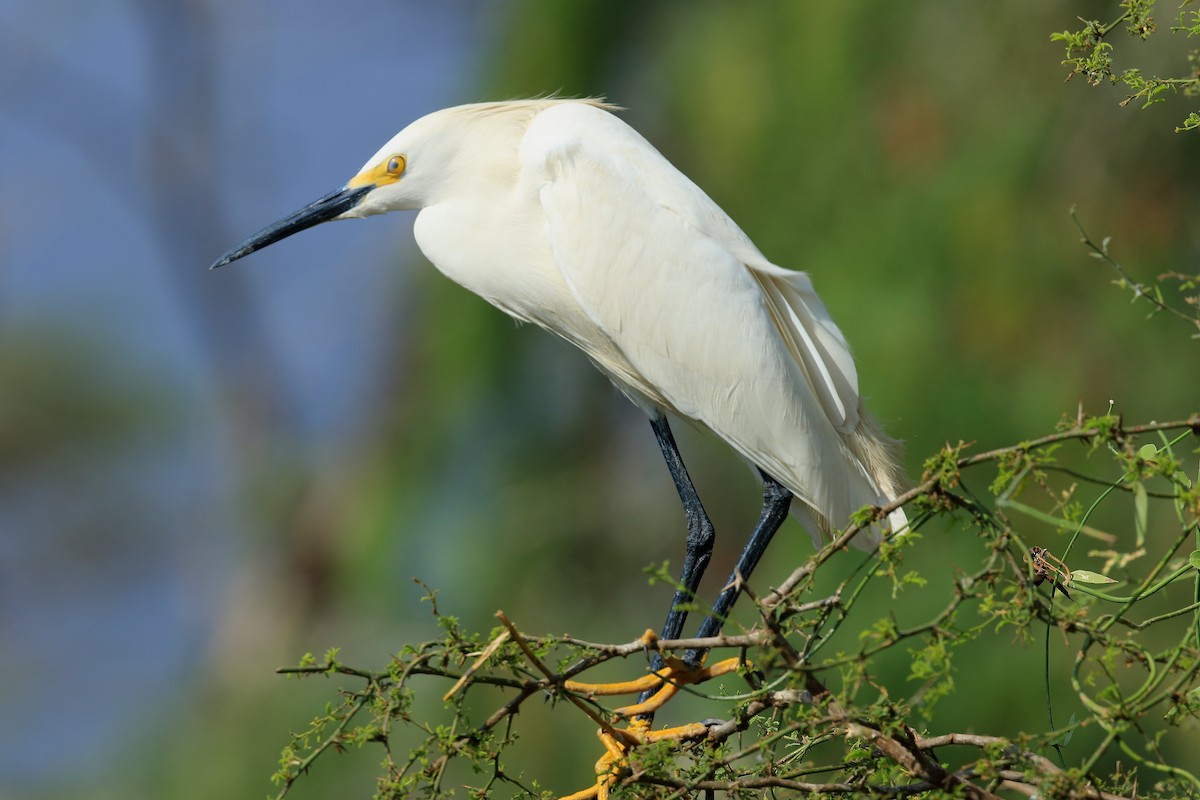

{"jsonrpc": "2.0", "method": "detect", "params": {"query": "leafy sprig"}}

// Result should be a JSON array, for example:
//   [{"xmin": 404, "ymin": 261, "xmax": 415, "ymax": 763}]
[{"xmin": 1052, "ymin": 0, "xmax": 1200, "ymax": 131}]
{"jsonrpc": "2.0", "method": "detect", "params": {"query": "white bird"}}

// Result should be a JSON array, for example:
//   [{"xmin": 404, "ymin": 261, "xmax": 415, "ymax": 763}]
[{"xmin": 213, "ymin": 98, "xmax": 906, "ymax": 667}]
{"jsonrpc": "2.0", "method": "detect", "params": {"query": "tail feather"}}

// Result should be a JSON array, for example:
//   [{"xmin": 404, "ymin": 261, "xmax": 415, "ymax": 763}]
[
  {"xmin": 849, "ymin": 409, "xmax": 908, "ymax": 548},
  {"xmin": 792, "ymin": 409, "xmax": 908, "ymax": 551}
]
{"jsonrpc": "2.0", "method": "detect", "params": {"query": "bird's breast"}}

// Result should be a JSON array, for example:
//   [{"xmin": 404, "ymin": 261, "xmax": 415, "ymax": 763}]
[
  {"xmin": 412, "ymin": 199, "xmax": 669, "ymax": 413},
  {"xmin": 414, "ymin": 199, "xmax": 570, "ymax": 324}
]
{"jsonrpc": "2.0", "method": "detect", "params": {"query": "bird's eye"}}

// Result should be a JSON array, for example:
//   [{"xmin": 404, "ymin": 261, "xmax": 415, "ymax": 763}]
[{"xmin": 386, "ymin": 155, "xmax": 406, "ymax": 176}]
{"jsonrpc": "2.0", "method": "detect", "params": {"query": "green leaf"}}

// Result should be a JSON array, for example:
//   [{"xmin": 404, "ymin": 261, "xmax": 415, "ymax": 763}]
[
  {"xmin": 1063, "ymin": 713, "xmax": 1077, "ymax": 746},
  {"xmin": 1176, "ymin": 469, "xmax": 1194, "ymax": 489},
  {"xmin": 1133, "ymin": 481, "xmax": 1148, "ymax": 547},
  {"xmin": 1189, "ymin": 551, "xmax": 1200, "ymax": 570},
  {"xmin": 1070, "ymin": 570, "xmax": 1119, "ymax": 585}
]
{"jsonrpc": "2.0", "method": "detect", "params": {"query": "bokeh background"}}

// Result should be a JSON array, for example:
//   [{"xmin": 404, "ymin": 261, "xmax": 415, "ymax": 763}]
[{"xmin": 2, "ymin": 1, "xmax": 1197, "ymax": 798}]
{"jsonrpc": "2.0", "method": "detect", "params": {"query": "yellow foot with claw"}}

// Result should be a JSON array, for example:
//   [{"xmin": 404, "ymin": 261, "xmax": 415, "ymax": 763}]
[
  {"xmin": 559, "ymin": 718, "xmax": 711, "ymax": 800},
  {"xmin": 563, "ymin": 631, "xmax": 745, "ymax": 718},
  {"xmin": 558, "ymin": 632, "xmax": 750, "ymax": 799}
]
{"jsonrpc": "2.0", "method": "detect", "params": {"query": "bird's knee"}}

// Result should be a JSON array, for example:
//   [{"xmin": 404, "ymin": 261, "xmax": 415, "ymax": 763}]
[
  {"xmin": 684, "ymin": 513, "xmax": 716, "ymax": 553},
  {"xmin": 759, "ymin": 473, "xmax": 792, "ymax": 507}
]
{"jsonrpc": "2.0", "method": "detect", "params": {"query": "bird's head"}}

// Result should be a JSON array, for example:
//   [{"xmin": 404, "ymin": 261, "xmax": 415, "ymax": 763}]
[
  {"xmin": 209, "ymin": 111, "xmax": 455, "ymax": 270},
  {"xmin": 211, "ymin": 100, "xmax": 558, "ymax": 270}
]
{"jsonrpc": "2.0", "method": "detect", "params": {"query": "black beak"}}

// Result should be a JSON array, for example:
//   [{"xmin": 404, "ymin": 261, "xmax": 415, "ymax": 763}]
[{"xmin": 210, "ymin": 184, "xmax": 373, "ymax": 269}]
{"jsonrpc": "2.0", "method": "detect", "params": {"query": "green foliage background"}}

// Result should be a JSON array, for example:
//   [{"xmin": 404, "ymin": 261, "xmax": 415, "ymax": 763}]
[{"xmin": 4, "ymin": 2, "xmax": 1198, "ymax": 799}]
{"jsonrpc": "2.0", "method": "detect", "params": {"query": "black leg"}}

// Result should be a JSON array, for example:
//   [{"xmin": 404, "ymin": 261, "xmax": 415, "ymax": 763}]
[
  {"xmin": 648, "ymin": 414, "xmax": 716, "ymax": 646},
  {"xmin": 639, "ymin": 416, "xmax": 793, "ymax": 715},
  {"xmin": 687, "ymin": 471, "xmax": 792, "ymax": 663},
  {"xmin": 635, "ymin": 466, "xmax": 791, "ymax": 718}
]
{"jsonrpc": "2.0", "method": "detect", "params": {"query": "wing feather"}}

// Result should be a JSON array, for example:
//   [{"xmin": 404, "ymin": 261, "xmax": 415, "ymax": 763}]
[{"xmin": 522, "ymin": 104, "xmax": 895, "ymax": 542}]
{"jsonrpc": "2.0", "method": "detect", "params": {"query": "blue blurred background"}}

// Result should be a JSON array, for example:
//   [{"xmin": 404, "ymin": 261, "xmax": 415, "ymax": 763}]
[{"xmin": 2, "ymin": 1, "xmax": 1197, "ymax": 797}]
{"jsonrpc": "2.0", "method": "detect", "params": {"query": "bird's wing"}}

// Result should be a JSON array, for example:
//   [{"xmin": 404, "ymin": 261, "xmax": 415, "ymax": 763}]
[
  {"xmin": 740, "ymin": 263, "xmax": 859, "ymax": 434},
  {"xmin": 524, "ymin": 105, "xmax": 860, "ymax": 433},
  {"xmin": 523, "ymin": 104, "xmax": 886, "ymax": 532}
]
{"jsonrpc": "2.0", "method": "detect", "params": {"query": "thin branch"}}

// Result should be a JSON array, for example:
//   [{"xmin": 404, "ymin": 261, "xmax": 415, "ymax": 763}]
[{"xmin": 1071, "ymin": 208, "xmax": 1200, "ymax": 335}]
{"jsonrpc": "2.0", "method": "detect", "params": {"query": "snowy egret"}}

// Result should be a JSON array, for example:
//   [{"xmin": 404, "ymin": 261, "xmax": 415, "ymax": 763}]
[{"xmin": 212, "ymin": 96, "xmax": 906, "ymax": 683}]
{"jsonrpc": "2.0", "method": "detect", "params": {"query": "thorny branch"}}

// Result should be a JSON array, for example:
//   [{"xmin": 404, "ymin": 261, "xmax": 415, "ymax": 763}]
[
  {"xmin": 269, "ymin": 415, "xmax": 1199, "ymax": 799},
  {"xmin": 1069, "ymin": 209, "xmax": 1200, "ymax": 338}
]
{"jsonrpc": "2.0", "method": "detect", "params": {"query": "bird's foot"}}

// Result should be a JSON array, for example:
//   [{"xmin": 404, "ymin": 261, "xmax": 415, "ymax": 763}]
[
  {"xmin": 558, "ymin": 631, "xmax": 747, "ymax": 799},
  {"xmin": 563, "ymin": 632, "xmax": 744, "ymax": 718},
  {"xmin": 558, "ymin": 717, "xmax": 712, "ymax": 800}
]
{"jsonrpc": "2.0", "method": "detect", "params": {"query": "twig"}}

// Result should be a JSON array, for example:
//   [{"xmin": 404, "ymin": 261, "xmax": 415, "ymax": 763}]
[
  {"xmin": 495, "ymin": 610, "xmax": 620, "ymax": 738},
  {"xmin": 1071, "ymin": 208, "xmax": 1200, "ymax": 335}
]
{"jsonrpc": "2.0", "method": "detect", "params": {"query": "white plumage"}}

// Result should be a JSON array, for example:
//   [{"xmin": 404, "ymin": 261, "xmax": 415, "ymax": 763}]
[{"xmin": 214, "ymin": 98, "xmax": 906, "ymax": 553}]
